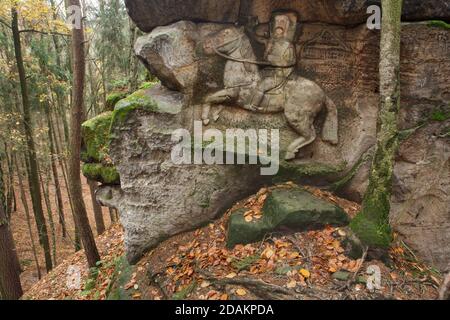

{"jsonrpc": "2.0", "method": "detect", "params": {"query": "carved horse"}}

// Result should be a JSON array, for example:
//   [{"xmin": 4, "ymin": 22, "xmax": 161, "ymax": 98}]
[{"xmin": 202, "ymin": 27, "xmax": 338, "ymax": 160}]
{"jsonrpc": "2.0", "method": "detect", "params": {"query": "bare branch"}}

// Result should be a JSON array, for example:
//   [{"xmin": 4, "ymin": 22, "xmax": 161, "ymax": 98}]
[{"xmin": 18, "ymin": 29, "xmax": 70, "ymax": 37}]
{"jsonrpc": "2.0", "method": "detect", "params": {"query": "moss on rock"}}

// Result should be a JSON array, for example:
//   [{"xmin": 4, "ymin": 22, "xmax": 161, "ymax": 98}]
[
  {"xmin": 350, "ymin": 213, "xmax": 392, "ymax": 248},
  {"xmin": 82, "ymin": 163, "xmax": 120, "ymax": 185},
  {"xmin": 106, "ymin": 91, "xmax": 129, "ymax": 111},
  {"xmin": 227, "ymin": 187, "xmax": 349, "ymax": 248},
  {"xmin": 111, "ymin": 90, "xmax": 159, "ymax": 128},
  {"xmin": 110, "ymin": 88, "xmax": 181, "ymax": 130},
  {"xmin": 81, "ymin": 112, "xmax": 113, "ymax": 163},
  {"xmin": 427, "ymin": 20, "xmax": 450, "ymax": 30},
  {"xmin": 275, "ymin": 161, "xmax": 346, "ymax": 182}
]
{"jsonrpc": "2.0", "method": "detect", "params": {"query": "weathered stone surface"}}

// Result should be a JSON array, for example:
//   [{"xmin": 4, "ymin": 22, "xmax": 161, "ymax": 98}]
[
  {"xmin": 134, "ymin": 21, "xmax": 199, "ymax": 92},
  {"xmin": 126, "ymin": 0, "xmax": 450, "ymax": 32},
  {"xmin": 97, "ymin": 85, "xmax": 273, "ymax": 262},
  {"xmin": 117, "ymin": 8, "xmax": 450, "ymax": 269},
  {"xmin": 227, "ymin": 187, "xmax": 349, "ymax": 248},
  {"xmin": 125, "ymin": 0, "xmax": 240, "ymax": 33},
  {"xmin": 390, "ymin": 122, "xmax": 450, "ymax": 271}
]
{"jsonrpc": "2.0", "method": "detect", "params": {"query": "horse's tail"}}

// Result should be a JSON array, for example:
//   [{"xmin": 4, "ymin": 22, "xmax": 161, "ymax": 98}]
[{"xmin": 322, "ymin": 96, "xmax": 339, "ymax": 145}]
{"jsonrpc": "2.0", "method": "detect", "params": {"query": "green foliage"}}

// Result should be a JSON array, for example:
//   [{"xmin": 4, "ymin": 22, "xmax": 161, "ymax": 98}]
[
  {"xmin": 231, "ymin": 254, "xmax": 260, "ymax": 272},
  {"xmin": 106, "ymin": 256, "xmax": 133, "ymax": 300},
  {"xmin": 172, "ymin": 282, "xmax": 197, "ymax": 300},
  {"xmin": 80, "ymin": 267, "xmax": 100, "ymax": 297},
  {"xmin": 430, "ymin": 109, "xmax": 450, "ymax": 122},
  {"xmin": 94, "ymin": 0, "xmax": 130, "ymax": 91}
]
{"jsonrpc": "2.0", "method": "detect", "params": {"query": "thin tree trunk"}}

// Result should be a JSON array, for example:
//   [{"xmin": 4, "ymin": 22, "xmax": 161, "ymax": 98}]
[
  {"xmin": 45, "ymin": 104, "xmax": 67, "ymax": 238},
  {"xmin": 109, "ymin": 207, "xmax": 117, "ymax": 224},
  {"xmin": 50, "ymin": 112, "xmax": 81, "ymax": 251},
  {"xmin": 350, "ymin": 0, "xmax": 403, "ymax": 248},
  {"xmin": 3, "ymin": 144, "xmax": 16, "ymax": 217},
  {"xmin": 87, "ymin": 179, "xmax": 105, "ymax": 235},
  {"xmin": 15, "ymin": 155, "xmax": 41, "ymax": 280},
  {"xmin": 68, "ymin": 0, "xmax": 100, "ymax": 268},
  {"xmin": 39, "ymin": 170, "xmax": 57, "ymax": 265},
  {"xmin": 0, "ymin": 154, "xmax": 23, "ymax": 300},
  {"xmin": 11, "ymin": 7, "xmax": 52, "ymax": 272},
  {"xmin": 128, "ymin": 17, "xmax": 139, "ymax": 92}
]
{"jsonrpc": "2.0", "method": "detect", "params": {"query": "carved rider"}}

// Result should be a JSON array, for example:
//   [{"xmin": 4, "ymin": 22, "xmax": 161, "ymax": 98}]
[{"xmin": 247, "ymin": 12, "xmax": 297, "ymax": 111}]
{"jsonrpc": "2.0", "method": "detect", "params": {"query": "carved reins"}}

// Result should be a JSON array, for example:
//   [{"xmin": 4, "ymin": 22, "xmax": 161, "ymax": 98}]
[{"xmin": 212, "ymin": 33, "xmax": 295, "ymax": 68}]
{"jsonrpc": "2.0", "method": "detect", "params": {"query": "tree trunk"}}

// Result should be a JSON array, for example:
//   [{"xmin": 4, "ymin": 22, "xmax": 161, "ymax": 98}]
[
  {"xmin": 109, "ymin": 207, "xmax": 117, "ymax": 224},
  {"xmin": 350, "ymin": 0, "xmax": 403, "ymax": 248},
  {"xmin": 15, "ymin": 155, "xmax": 42, "ymax": 280},
  {"xmin": 45, "ymin": 103, "xmax": 67, "ymax": 238},
  {"xmin": 49, "ymin": 110, "xmax": 81, "ymax": 250},
  {"xmin": 39, "ymin": 170, "xmax": 57, "ymax": 265},
  {"xmin": 0, "ymin": 154, "xmax": 23, "ymax": 300},
  {"xmin": 88, "ymin": 179, "xmax": 105, "ymax": 235},
  {"xmin": 67, "ymin": 0, "xmax": 100, "ymax": 268},
  {"xmin": 11, "ymin": 7, "xmax": 52, "ymax": 272},
  {"xmin": 128, "ymin": 17, "xmax": 139, "ymax": 92}
]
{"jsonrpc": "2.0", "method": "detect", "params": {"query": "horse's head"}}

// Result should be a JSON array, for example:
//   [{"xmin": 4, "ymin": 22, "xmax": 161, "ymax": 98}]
[{"xmin": 203, "ymin": 26, "xmax": 245, "ymax": 55}]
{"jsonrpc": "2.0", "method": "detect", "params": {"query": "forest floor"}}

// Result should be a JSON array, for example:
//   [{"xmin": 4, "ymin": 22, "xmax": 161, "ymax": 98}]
[
  {"xmin": 10, "ymin": 167, "xmax": 115, "ymax": 293},
  {"xmin": 21, "ymin": 183, "xmax": 442, "ymax": 300}
]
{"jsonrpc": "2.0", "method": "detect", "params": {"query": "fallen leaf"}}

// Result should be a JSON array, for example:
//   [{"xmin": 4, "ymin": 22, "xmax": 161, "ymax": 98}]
[
  {"xmin": 299, "ymin": 269, "xmax": 311, "ymax": 279},
  {"xmin": 286, "ymin": 280, "xmax": 297, "ymax": 288},
  {"xmin": 235, "ymin": 288, "xmax": 247, "ymax": 296},
  {"xmin": 225, "ymin": 272, "xmax": 237, "ymax": 279}
]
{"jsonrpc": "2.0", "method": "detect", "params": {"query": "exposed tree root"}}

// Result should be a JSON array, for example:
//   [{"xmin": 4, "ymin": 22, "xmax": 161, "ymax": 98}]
[{"xmin": 197, "ymin": 269, "xmax": 324, "ymax": 300}]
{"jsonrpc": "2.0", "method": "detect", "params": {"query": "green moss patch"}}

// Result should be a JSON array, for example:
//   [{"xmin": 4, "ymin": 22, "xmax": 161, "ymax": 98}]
[
  {"xmin": 427, "ymin": 20, "xmax": 450, "ymax": 30},
  {"xmin": 82, "ymin": 163, "xmax": 120, "ymax": 185},
  {"xmin": 81, "ymin": 112, "xmax": 113, "ymax": 163},
  {"xmin": 111, "ymin": 90, "xmax": 159, "ymax": 127},
  {"xmin": 430, "ymin": 109, "xmax": 450, "ymax": 122},
  {"xmin": 106, "ymin": 91, "xmax": 129, "ymax": 111},
  {"xmin": 275, "ymin": 161, "xmax": 346, "ymax": 182},
  {"xmin": 110, "ymin": 88, "xmax": 181, "ymax": 130},
  {"xmin": 350, "ymin": 213, "xmax": 392, "ymax": 248},
  {"xmin": 139, "ymin": 81, "xmax": 159, "ymax": 90}
]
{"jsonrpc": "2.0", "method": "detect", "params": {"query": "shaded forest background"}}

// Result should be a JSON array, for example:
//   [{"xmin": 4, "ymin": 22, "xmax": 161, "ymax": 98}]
[{"xmin": 0, "ymin": 0, "xmax": 149, "ymax": 298}]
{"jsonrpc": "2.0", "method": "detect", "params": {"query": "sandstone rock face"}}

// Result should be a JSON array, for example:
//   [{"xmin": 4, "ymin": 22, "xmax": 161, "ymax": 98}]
[
  {"xmin": 109, "ymin": 3, "xmax": 450, "ymax": 269},
  {"xmin": 134, "ymin": 22, "xmax": 199, "ymax": 92},
  {"xmin": 391, "ymin": 123, "xmax": 449, "ymax": 270},
  {"xmin": 125, "ymin": 0, "xmax": 240, "ymax": 33},
  {"xmin": 98, "ymin": 85, "xmax": 273, "ymax": 262},
  {"xmin": 126, "ymin": 0, "xmax": 450, "ymax": 32}
]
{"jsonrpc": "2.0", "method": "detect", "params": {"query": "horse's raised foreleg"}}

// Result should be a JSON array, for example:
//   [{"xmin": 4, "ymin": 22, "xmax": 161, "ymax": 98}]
[{"xmin": 202, "ymin": 88, "xmax": 239, "ymax": 125}]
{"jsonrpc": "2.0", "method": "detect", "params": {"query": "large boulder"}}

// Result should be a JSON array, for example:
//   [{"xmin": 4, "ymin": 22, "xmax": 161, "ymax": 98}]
[
  {"xmin": 109, "ymin": 4, "xmax": 450, "ymax": 270},
  {"xmin": 227, "ymin": 187, "xmax": 349, "ymax": 248},
  {"xmin": 97, "ymin": 85, "xmax": 275, "ymax": 262},
  {"xmin": 126, "ymin": 0, "xmax": 450, "ymax": 32}
]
